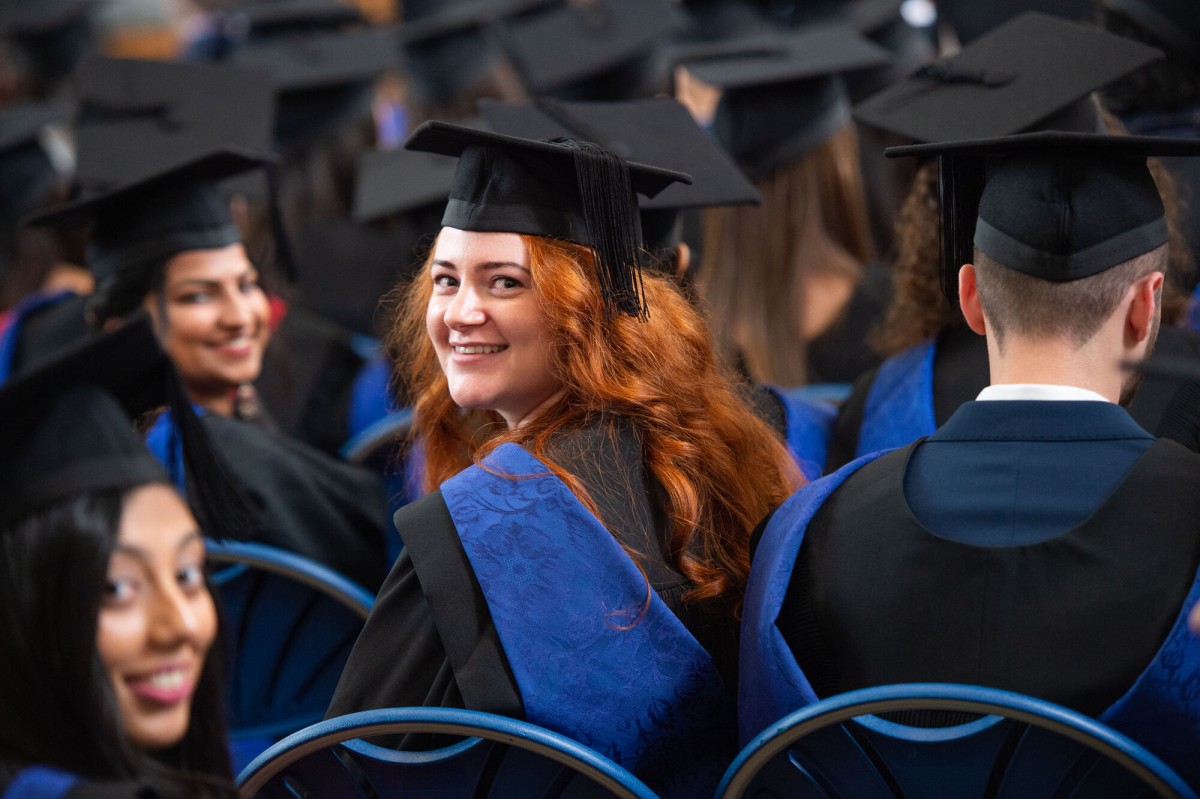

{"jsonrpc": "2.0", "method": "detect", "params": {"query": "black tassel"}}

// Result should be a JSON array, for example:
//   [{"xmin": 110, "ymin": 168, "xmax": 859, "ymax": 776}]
[
  {"xmin": 938, "ymin": 155, "xmax": 985, "ymax": 303},
  {"xmin": 552, "ymin": 137, "xmax": 648, "ymax": 321},
  {"xmin": 164, "ymin": 373, "xmax": 260, "ymax": 541}
]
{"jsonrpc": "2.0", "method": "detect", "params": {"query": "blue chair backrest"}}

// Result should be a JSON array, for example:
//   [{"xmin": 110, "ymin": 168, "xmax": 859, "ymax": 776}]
[
  {"xmin": 720, "ymin": 683, "xmax": 1198, "ymax": 799},
  {"xmin": 206, "ymin": 539, "xmax": 375, "ymax": 772},
  {"xmin": 237, "ymin": 707, "xmax": 660, "ymax": 799}
]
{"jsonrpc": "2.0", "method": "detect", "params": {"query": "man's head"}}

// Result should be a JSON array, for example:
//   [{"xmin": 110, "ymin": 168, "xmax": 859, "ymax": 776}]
[{"xmin": 882, "ymin": 130, "xmax": 1200, "ymax": 402}]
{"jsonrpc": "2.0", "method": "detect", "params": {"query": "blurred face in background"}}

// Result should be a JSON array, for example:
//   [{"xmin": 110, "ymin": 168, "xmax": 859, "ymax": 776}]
[{"xmin": 145, "ymin": 243, "xmax": 270, "ymax": 415}]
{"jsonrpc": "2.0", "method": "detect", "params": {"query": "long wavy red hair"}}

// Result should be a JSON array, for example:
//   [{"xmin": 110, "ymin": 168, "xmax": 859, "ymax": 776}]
[{"xmin": 387, "ymin": 232, "xmax": 801, "ymax": 609}]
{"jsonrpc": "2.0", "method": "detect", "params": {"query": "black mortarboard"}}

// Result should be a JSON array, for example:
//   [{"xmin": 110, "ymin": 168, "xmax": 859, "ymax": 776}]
[
  {"xmin": 852, "ymin": 12, "xmax": 1163, "ymax": 144},
  {"xmin": 226, "ymin": 0, "xmax": 365, "ymax": 38},
  {"xmin": 0, "ymin": 0, "xmax": 95, "ymax": 94},
  {"xmin": 24, "ymin": 149, "xmax": 269, "ymax": 286},
  {"xmin": 72, "ymin": 55, "xmax": 275, "ymax": 188},
  {"xmin": 676, "ymin": 23, "xmax": 888, "ymax": 176},
  {"xmin": 353, "ymin": 147, "xmax": 460, "ymax": 223},
  {"xmin": 497, "ymin": 0, "xmax": 690, "ymax": 99},
  {"xmin": 0, "ymin": 316, "xmax": 253, "ymax": 535},
  {"xmin": 0, "ymin": 102, "xmax": 72, "ymax": 221},
  {"xmin": 1102, "ymin": 0, "xmax": 1200, "ymax": 62},
  {"xmin": 405, "ymin": 120, "xmax": 691, "ymax": 318},
  {"xmin": 227, "ymin": 26, "xmax": 399, "ymax": 152},
  {"xmin": 398, "ymin": 0, "xmax": 560, "ymax": 106},
  {"xmin": 478, "ymin": 96, "xmax": 758, "ymax": 247},
  {"xmin": 0, "ymin": 0, "xmax": 93, "ymax": 34},
  {"xmin": 887, "ymin": 131, "xmax": 1200, "ymax": 282}
]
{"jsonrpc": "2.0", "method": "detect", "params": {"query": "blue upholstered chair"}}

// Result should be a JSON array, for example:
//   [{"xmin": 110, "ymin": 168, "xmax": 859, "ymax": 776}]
[
  {"xmin": 206, "ymin": 539, "xmax": 375, "ymax": 773},
  {"xmin": 719, "ymin": 683, "xmax": 1197, "ymax": 799},
  {"xmin": 236, "ymin": 706, "xmax": 660, "ymax": 799}
]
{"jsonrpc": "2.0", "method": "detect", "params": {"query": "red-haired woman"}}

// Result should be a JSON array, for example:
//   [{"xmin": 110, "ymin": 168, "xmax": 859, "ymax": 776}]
[{"xmin": 328, "ymin": 124, "xmax": 801, "ymax": 798}]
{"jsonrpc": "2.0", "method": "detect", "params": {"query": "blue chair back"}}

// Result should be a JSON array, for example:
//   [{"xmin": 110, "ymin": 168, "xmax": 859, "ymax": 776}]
[
  {"xmin": 206, "ymin": 539, "xmax": 375, "ymax": 772},
  {"xmin": 720, "ymin": 683, "xmax": 1198, "ymax": 799},
  {"xmin": 237, "ymin": 707, "xmax": 660, "ymax": 799}
]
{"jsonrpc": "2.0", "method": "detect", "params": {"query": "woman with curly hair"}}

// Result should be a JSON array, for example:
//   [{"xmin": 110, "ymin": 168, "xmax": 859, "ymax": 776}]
[{"xmin": 328, "ymin": 123, "xmax": 801, "ymax": 798}]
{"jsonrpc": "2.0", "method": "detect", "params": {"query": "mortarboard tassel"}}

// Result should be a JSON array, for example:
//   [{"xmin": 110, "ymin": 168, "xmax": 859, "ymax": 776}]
[
  {"xmin": 554, "ymin": 137, "xmax": 648, "ymax": 320},
  {"xmin": 163, "ymin": 371, "xmax": 260, "ymax": 541}
]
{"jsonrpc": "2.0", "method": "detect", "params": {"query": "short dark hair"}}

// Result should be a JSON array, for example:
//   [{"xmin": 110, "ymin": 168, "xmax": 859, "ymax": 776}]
[{"xmin": 973, "ymin": 244, "xmax": 1167, "ymax": 350}]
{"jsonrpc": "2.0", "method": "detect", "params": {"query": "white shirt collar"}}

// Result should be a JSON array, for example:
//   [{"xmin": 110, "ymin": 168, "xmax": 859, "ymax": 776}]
[{"xmin": 976, "ymin": 384, "xmax": 1112, "ymax": 403}]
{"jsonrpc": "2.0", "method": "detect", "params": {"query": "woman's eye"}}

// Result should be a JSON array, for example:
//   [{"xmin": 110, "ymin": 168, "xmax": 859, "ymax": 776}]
[
  {"xmin": 175, "ymin": 291, "xmax": 211, "ymax": 304},
  {"xmin": 240, "ymin": 277, "xmax": 261, "ymax": 294},
  {"xmin": 432, "ymin": 274, "xmax": 459, "ymax": 289},
  {"xmin": 104, "ymin": 577, "xmax": 138, "ymax": 605},
  {"xmin": 178, "ymin": 564, "xmax": 205, "ymax": 592},
  {"xmin": 493, "ymin": 276, "xmax": 521, "ymax": 290}
]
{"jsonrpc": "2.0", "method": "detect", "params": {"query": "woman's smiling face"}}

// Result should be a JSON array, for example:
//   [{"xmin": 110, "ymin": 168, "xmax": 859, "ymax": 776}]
[
  {"xmin": 425, "ymin": 227, "xmax": 565, "ymax": 429},
  {"xmin": 96, "ymin": 484, "xmax": 216, "ymax": 751},
  {"xmin": 145, "ymin": 243, "xmax": 269, "ymax": 414}
]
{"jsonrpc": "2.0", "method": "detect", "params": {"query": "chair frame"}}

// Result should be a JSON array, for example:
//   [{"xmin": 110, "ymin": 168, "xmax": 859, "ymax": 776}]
[
  {"xmin": 237, "ymin": 706, "xmax": 660, "ymax": 799},
  {"xmin": 206, "ymin": 538, "xmax": 374, "ymax": 620},
  {"xmin": 719, "ymin": 683, "xmax": 1198, "ymax": 799}
]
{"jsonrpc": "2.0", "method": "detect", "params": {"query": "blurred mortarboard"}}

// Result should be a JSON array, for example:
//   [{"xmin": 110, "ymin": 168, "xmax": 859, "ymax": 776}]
[
  {"xmin": 72, "ymin": 55, "xmax": 275, "ymax": 188},
  {"xmin": 228, "ymin": 26, "xmax": 399, "ymax": 152},
  {"xmin": 353, "ymin": 115, "xmax": 493, "ymax": 222},
  {"xmin": 398, "ymin": 0, "xmax": 560, "ymax": 106},
  {"xmin": 676, "ymin": 23, "xmax": 888, "ymax": 176},
  {"xmin": 0, "ymin": 0, "xmax": 93, "ymax": 35},
  {"xmin": 886, "ymin": 131, "xmax": 1200, "ymax": 283},
  {"xmin": 0, "ymin": 0, "xmax": 96, "ymax": 93},
  {"xmin": 496, "ymin": 0, "xmax": 691, "ymax": 99},
  {"xmin": 1101, "ymin": 0, "xmax": 1200, "ymax": 62},
  {"xmin": 0, "ymin": 102, "xmax": 73, "ymax": 221},
  {"xmin": 222, "ymin": 0, "xmax": 365, "ymax": 39},
  {"xmin": 24, "ymin": 148, "xmax": 271, "ymax": 287},
  {"xmin": 405, "ymin": 120, "xmax": 691, "ymax": 317},
  {"xmin": 478, "ymin": 96, "xmax": 758, "ymax": 246},
  {"xmin": 853, "ymin": 12, "xmax": 1162, "ymax": 144},
  {"xmin": 0, "ymin": 316, "xmax": 253, "ymax": 535}
]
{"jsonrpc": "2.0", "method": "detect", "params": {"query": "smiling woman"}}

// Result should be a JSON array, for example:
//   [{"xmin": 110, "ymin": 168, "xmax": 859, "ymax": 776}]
[
  {"xmin": 24, "ymin": 149, "xmax": 392, "ymax": 593},
  {"xmin": 0, "ymin": 323, "xmax": 237, "ymax": 799},
  {"xmin": 329, "ymin": 123, "xmax": 802, "ymax": 799}
]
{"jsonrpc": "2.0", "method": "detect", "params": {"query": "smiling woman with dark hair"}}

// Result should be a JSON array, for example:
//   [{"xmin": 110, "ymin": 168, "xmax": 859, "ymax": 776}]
[{"xmin": 0, "ymin": 323, "xmax": 236, "ymax": 799}]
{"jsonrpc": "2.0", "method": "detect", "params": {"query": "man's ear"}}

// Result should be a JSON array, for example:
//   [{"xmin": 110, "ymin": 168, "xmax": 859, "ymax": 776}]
[
  {"xmin": 1128, "ymin": 271, "xmax": 1164, "ymax": 343},
  {"xmin": 958, "ymin": 264, "xmax": 987, "ymax": 335},
  {"xmin": 672, "ymin": 242, "xmax": 691, "ymax": 282}
]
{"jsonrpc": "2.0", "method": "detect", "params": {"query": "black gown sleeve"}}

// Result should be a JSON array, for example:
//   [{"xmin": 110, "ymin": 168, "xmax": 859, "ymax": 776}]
[{"xmin": 326, "ymin": 490, "xmax": 522, "ymax": 722}]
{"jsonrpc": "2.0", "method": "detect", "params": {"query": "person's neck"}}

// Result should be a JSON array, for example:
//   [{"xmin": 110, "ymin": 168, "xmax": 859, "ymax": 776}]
[{"xmin": 985, "ymin": 335, "xmax": 1124, "ymax": 403}]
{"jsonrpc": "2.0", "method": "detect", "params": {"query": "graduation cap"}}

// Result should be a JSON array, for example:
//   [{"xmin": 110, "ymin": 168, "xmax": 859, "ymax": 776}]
[
  {"xmin": 0, "ymin": 0, "xmax": 95, "ymax": 93},
  {"xmin": 72, "ymin": 55, "xmax": 275, "ymax": 189},
  {"xmin": 0, "ymin": 102, "xmax": 72, "ymax": 221},
  {"xmin": 24, "ymin": 148, "xmax": 270, "ymax": 288},
  {"xmin": 405, "ymin": 120, "xmax": 691, "ymax": 318},
  {"xmin": 1102, "ymin": 0, "xmax": 1200, "ymax": 63},
  {"xmin": 886, "ymin": 131, "xmax": 1200, "ymax": 284},
  {"xmin": 227, "ymin": 25, "xmax": 399, "ymax": 152},
  {"xmin": 0, "ymin": 316, "xmax": 254, "ymax": 535},
  {"xmin": 223, "ymin": 0, "xmax": 366, "ymax": 39},
  {"xmin": 852, "ymin": 12, "xmax": 1163, "ymax": 144},
  {"xmin": 477, "ymin": 96, "xmax": 759, "ymax": 247},
  {"xmin": 676, "ymin": 22, "xmax": 889, "ymax": 176},
  {"xmin": 496, "ymin": 0, "xmax": 691, "ymax": 99},
  {"xmin": 398, "ymin": 0, "xmax": 560, "ymax": 106}
]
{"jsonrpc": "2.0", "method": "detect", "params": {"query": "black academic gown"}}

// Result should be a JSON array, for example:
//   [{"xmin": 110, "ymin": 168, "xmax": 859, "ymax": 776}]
[
  {"xmin": 327, "ymin": 416, "xmax": 740, "ymax": 722},
  {"xmin": 199, "ymin": 413, "xmax": 391, "ymax": 592}
]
